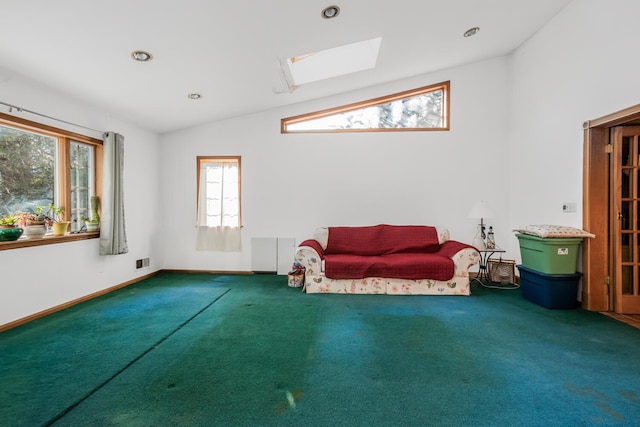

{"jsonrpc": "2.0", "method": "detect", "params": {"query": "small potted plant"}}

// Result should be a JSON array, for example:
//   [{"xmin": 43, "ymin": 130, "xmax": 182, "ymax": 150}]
[
  {"xmin": 47, "ymin": 204, "xmax": 70, "ymax": 236},
  {"xmin": 0, "ymin": 213, "xmax": 24, "ymax": 241},
  {"xmin": 83, "ymin": 196, "xmax": 100, "ymax": 231},
  {"xmin": 0, "ymin": 213, "xmax": 20, "ymax": 227},
  {"xmin": 22, "ymin": 207, "xmax": 48, "ymax": 239}
]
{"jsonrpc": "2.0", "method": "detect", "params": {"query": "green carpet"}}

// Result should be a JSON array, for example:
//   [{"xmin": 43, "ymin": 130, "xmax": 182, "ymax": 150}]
[{"xmin": 1, "ymin": 273, "xmax": 639, "ymax": 426}]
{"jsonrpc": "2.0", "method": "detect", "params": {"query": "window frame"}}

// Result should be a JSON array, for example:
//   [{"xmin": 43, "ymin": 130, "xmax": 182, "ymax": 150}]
[
  {"xmin": 281, "ymin": 80, "xmax": 450, "ymax": 134},
  {"xmin": 196, "ymin": 156, "xmax": 242, "ymax": 227},
  {"xmin": 0, "ymin": 112, "xmax": 102, "ymax": 251}
]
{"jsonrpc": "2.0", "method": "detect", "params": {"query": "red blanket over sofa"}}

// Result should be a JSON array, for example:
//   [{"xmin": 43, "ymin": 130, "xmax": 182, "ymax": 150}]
[
  {"xmin": 319, "ymin": 225, "xmax": 472, "ymax": 281},
  {"xmin": 325, "ymin": 224, "xmax": 441, "ymax": 256}
]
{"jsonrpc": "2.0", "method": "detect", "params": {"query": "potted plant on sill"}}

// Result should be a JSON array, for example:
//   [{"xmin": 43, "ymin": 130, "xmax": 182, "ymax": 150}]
[
  {"xmin": 47, "ymin": 204, "xmax": 70, "ymax": 236},
  {"xmin": 0, "ymin": 213, "xmax": 24, "ymax": 241},
  {"xmin": 83, "ymin": 196, "xmax": 100, "ymax": 232},
  {"xmin": 22, "ymin": 207, "xmax": 47, "ymax": 239}
]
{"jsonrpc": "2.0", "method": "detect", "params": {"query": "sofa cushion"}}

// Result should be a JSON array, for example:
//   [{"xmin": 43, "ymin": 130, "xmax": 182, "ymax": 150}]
[
  {"xmin": 324, "ymin": 253, "xmax": 454, "ymax": 281},
  {"xmin": 315, "ymin": 226, "xmax": 450, "ymax": 250},
  {"xmin": 325, "ymin": 224, "xmax": 440, "ymax": 256}
]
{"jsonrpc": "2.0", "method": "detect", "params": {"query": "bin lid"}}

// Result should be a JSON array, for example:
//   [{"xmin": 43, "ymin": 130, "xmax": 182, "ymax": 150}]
[
  {"xmin": 516, "ymin": 264, "xmax": 582, "ymax": 278},
  {"xmin": 513, "ymin": 225, "xmax": 595, "ymax": 239}
]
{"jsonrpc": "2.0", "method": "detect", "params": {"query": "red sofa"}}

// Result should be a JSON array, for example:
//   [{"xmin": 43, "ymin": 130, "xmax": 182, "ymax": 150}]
[{"xmin": 295, "ymin": 224, "xmax": 480, "ymax": 295}]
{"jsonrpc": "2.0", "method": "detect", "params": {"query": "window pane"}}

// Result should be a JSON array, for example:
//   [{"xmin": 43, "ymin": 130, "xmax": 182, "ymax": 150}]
[
  {"xmin": 622, "ymin": 233, "xmax": 632, "ymax": 262},
  {"xmin": 622, "ymin": 168, "xmax": 631, "ymax": 198},
  {"xmin": 70, "ymin": 141, "xmax": 94, "ymax": 231},
  {"xmin": 200, "ymin": 160, "xmax": 240, "ymax": 227},
  {"xmin": 282, "ymin": 81, "xmax": 449, "ymax": 133},
  {"xmin": 287, "ymin": 90, "xmax": 444, "ymax": 131},
  {"xmin": 622, "ymin": 201, "xmax": 631, "ymax": 230},
  {"xmin": 0, "ymin": 124, "xmax": 55, "ymax": 215},
  {"xmin": 621, "ymin": 265, "xmax": 633, "ymax": 295},
  {"xmin": 622, "ymin": 136, "xmax": 632, "ymax": 166}
]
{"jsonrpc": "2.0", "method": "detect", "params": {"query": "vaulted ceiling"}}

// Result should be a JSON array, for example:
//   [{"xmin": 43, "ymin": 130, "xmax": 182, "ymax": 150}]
[{"xmin": 0, "ymin": 0, "xmax": 572, "ymax": 134}]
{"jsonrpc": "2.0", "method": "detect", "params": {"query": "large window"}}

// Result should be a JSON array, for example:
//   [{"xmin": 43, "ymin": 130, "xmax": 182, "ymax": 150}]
[
  {"xmin": 0, "ymin": 112, "xmax": 102, "ymax": 248},
  {"xmin": 281, "ymin": 80, "xmax": 450, "ymax": 133}
]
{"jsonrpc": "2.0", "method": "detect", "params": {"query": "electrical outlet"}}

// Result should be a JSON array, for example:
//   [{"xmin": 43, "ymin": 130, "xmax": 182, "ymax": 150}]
[{"xmin": 562, "ymin": 202, "xmax": 577, "ymax": 213}]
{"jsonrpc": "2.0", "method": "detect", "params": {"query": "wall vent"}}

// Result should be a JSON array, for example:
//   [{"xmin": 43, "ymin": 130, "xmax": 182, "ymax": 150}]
[{"xmin": 136, "ymin": 257, "xmax": 150, "ymax": 269}]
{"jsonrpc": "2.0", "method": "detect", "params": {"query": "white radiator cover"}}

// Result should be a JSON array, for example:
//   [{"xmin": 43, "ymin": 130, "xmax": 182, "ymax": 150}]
[{"xmin": 251, "ymin": 238, "xmax": 295, "ymax": 275}]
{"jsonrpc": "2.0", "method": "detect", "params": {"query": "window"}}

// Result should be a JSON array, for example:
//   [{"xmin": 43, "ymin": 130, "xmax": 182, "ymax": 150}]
[
  {"xmin": 0, "ymin": 112, "xmax": 102, "ymax": 249},
  {"xmin": 70, "ymin": 141, "xmax": 96, "ymax": 228},
  {"xmin": 281, "ymin": 80, "xmax": 450, "ymax": 133},
  {"xmin": 196, "ymin": 156, "xmax": 241, "ymax": 227}
]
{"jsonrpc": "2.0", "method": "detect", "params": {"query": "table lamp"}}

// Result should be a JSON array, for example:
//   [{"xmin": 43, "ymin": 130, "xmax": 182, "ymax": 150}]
[{"xmin": 467, "ymin": 200, "xmax": 495, "ymax": 250}]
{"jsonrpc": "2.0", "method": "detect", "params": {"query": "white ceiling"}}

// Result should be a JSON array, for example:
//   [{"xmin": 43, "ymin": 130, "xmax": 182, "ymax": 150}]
[{"xmin": 0, "ymin": 0, "xmax": 572, "ymax": 134}]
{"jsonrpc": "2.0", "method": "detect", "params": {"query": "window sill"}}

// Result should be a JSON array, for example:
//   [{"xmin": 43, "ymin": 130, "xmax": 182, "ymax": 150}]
[{"xmin": 0, "ymin": 231, "xmax": 100, "ymax": 251}]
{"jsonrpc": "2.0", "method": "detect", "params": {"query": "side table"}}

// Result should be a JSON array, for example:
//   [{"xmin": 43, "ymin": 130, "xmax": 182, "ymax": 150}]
[{"xmin": 472, "ymin": 247, "xmax": 505, "ymax": 285}]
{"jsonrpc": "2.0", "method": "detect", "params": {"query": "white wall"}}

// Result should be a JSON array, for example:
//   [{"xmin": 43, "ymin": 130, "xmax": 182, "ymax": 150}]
[
  {"xmin": 508, "ymin": 0, "xmax": 640, "ymax": 259},
  {"xmin": 160, "ymin": 57, "xmax": 511, "ymax": 271},
  {"xmin": 0, "ymin": 70, "xmax": 163, "ymax": 326}
]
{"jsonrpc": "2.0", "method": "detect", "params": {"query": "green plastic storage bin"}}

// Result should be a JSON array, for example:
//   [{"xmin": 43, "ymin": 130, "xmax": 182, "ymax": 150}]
[{"xmin": 516, "ymin": 233, "xmax": 583, "ymax": 274}]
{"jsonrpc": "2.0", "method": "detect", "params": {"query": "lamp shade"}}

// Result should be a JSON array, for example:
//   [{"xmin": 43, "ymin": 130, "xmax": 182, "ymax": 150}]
[{"xmin": 467, "ymin": 200, "xmax": 495, "ymax": 219}]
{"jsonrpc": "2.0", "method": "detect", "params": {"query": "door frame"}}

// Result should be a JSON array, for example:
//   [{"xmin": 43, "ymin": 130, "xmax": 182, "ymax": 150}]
[{"xmin": 583, "ymin": 103, "xmax": 640, "ymax": 311}]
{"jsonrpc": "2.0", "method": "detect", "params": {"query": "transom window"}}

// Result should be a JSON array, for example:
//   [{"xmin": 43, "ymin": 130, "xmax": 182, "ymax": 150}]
[
  {"xmin": 281, "ymin": 80, "xmax": 450, "ymax": 133},
  {"xmin": 0, "ymin": 112, "xmax": 102, "ymax": 242}
]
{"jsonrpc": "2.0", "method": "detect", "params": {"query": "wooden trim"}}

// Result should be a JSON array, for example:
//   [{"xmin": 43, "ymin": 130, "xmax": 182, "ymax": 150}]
[
  {"xmin": 0, "ymin": 271, "xmax": 160, "ymax": 333},
  {"xmin": 0, "ymin": 112, "xmax": 102, "ymax": 145},
  {"xmin": 582, "ymin": 126, "xmax": 610, "ymax": 311},
  {"xmin": 281, "ymin": 80, "xmax": 450, "ymax": 133},
  {"xmin": 0, "ymin": 231, "xmax": 99, "ymax": 251},
  {"xmin": 161, "ymin": 269, "xmax": 254, "ymax": 275},
  {"xmin": 583, "ymin": 105, "xmax": 640, "ymax": 312},
  {"xmin": 585, "ymin": 103, "xmax": 640, "ymax": 129},
  {"xmin": 600, "ymin": 312, "xmax": 640, "ymax": 329},
  {"xmin": 59, "ymin": 138, "xmax": 71, "ymax": 221},
  {"xmin": 279, "ymin": 127, "xmax": 450, "ymax": 134},
  {"xmin": 0, "ymin": 269, "xmax": 258, "ymax": 332}
]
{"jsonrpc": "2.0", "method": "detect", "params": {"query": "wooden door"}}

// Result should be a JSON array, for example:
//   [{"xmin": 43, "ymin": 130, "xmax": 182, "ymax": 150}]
[{"xmin": 611, "ymin": 126, "xmax": 640, "ymax": 313}]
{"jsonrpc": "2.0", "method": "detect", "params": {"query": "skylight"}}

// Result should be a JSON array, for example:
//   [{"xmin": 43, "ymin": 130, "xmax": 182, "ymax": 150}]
[{"xmin": 282, "ymin": 37, "xmax": 382, "ymax": 87}]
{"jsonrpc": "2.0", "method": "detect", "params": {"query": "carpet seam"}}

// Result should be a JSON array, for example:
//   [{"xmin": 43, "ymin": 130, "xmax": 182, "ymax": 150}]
[{"xmin": 43, "ymin": 288, "xmax": 232, "ymax": 427}]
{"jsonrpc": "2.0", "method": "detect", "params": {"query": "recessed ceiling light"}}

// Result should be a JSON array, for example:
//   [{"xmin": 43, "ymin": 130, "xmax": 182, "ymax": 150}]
[
  {"xmin": 464, "ymin": 27, "xmax": 480, "ymax": 38},
  {"xmin": 187, "ymin": 93, "xmax": 202, "ymax": 100},
  {"xmin": 321, "ymin": 5, "xmax": 340, "ymax": 19},
  {"xmin": 131, "ymin": 50, "xmax": 153, "ymax": 62}
]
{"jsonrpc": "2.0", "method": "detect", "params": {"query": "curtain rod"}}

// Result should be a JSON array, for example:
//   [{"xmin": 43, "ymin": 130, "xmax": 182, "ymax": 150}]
[{"xmin": 0, "ymin": 100, "xmax": 105, "ymax": 134}]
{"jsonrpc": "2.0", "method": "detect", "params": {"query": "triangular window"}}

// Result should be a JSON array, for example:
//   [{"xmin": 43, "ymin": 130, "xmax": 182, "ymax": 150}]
[{"xmin": 281, "ymin": 81, "xmax": 449, "ymax": 133}]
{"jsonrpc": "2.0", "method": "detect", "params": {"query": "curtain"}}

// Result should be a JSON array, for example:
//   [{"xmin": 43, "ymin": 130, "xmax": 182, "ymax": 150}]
[
  {"xmin": 99, "ymin": 132, "xmax": 128, "ymax": 255},
  {"xmin": 196, "ymin": 160, "xmax": 241, "ymax": 251}
]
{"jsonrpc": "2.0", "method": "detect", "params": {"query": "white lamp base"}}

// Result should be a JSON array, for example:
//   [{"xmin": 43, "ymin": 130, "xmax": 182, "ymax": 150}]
[{"xmin": 473, "ymin": 235, "xmax": 486, "ymax": 250}]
